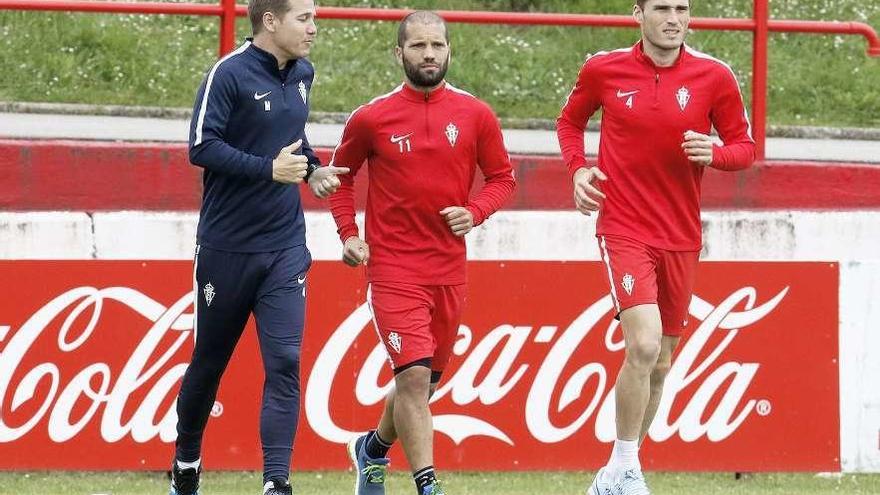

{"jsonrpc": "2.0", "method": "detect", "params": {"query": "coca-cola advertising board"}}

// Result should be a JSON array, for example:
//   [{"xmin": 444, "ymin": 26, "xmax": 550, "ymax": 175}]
[{"xmin": 0, "ymin": 261, "xmax": 838, "ymax": 471}]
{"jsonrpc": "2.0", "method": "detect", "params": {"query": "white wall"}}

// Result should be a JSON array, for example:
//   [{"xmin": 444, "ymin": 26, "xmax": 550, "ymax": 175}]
[
  {"xmin": 0, "ymin": 212, "xmax": 94, "ymax": 259},
  {"xmin": 1, "ymin": 209, "xmax": 878, "ymax": 471},
  {"xmin": 5, "ymin": 210, "xmax": 879, "ymax": 262},
  {"xmin": 839, "ymin": 261, "xmax": 880, "ymax": 472}
]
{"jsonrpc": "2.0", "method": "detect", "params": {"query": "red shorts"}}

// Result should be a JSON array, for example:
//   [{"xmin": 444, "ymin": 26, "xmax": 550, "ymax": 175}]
[
  {"xmin": 597, "ymin": 235, "xmax": 699, "ymax": 336},
  {"xmin": 367, "ymin": 282, "xmax": 466, "ymax": 374}
]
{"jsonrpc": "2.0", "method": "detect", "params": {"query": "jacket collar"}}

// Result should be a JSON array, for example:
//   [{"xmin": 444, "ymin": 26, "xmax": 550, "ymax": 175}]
[
  {"xmin": 399, "ymin": 81, "xmax": 448, "ymax": 103},
  {"xmin": 632, "ymin": 40, "xmax": 687, "ymax": 71},
  {"xmin": 245, "ymin": 38, "xmax": 298, "ymax": 76}
]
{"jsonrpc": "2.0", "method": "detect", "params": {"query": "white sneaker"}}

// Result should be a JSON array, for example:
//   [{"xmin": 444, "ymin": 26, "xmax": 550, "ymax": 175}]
[
  {"xmin": 586, "ymin": 467, "xmax": 613, "ymax": 495},
  {"xmin": 616, "ymin": 469, "xmax": 650, "ymax": 495},
  {"xmin": 587, "ymin": 468, "xmax": 650, "ymax": 495}
]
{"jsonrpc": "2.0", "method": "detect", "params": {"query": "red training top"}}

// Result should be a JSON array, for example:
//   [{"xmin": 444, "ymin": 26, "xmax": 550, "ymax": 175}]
[
  {"xmin": 557, "ymin": 42, "xmax": 755, "ymax": 251},
  {"xmin": 329, "ymin": 82, "xmax": 516, "ymax": 285}
]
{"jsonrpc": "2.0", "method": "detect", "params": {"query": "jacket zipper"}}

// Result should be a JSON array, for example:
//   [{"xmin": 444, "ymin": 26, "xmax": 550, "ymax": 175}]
[
  {"xmin": 280, "ymin": 64, "xmax": 288, "ymax": 103},
  {"xmin": 653, "ymin": 72, "xmax": 660, "ymax": 108},
  {"xmin": 424, "ymin": 91, "xmax": 430, "ymax": 141}
]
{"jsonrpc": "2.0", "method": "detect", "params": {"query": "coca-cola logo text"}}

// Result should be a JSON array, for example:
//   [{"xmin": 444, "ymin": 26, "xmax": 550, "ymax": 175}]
[{"xmin": 305, "ymin": 287, "xmax": 787, "ymax": 445}]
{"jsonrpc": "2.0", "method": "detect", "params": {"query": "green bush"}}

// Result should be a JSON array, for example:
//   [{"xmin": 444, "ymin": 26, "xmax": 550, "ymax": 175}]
[{"xmin": 2, "ymin": 0, "xmax": 878, "ymax": 127}]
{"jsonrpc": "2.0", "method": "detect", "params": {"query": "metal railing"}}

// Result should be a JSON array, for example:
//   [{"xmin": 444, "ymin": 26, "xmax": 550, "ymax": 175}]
[{"xmin": 3, "ymin": 0, "xmax": 879, "ymax": 160}]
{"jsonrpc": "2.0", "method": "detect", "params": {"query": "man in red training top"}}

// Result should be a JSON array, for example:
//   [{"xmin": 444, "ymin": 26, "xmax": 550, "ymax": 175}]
[
  {"xmin": 328, "ymin": 11, "xmax": 515, "ymax": 495},
  {"xmin": 557, "ymin": 0, "xmax": 755, "ymax": 494}
]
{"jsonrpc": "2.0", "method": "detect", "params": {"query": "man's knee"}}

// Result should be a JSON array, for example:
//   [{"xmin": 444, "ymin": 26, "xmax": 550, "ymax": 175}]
[
  {"xmin": 186, "ymin": 354, "xmax": 228, "ymax": 383},
  {"xmin": 620, "ymin": 305, "xmax": 663, "ymax": 370},
  {"xmin": 650, "ymin": 355, "xmax": 672, "ymax": 391},
  {"xmin": 265, "ymin": 346, "xmax": 301, "ymax": 377},
  {"xmin": 394, "ymin": 363, "xmax": 432, "ymax": 401},
  {"xmin": 655, "ymin": 351, "xmax": 673, "ymax": 374},
  {"xmin": 626, "ymin": 334, "xmax": 661, "ymax": 370},
  {"xmin": 650, "ymin": 337, "xmax": 679, "ymax": 389}
]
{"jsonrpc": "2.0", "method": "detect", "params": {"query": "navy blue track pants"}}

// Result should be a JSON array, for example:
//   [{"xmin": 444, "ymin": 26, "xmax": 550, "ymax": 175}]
[{"xmin": 175, "ymin": 244, "xmax": 310, "ymax": 482}]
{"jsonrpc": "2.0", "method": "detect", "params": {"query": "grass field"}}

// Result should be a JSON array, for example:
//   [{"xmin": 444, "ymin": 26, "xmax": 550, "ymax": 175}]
[
  {"xmin": 2, "ymin": 0, "xmax": 879, "ymax": 127},
  {"xmin": 1, "ymin": 471, "xmax": 879, "ymax": 495}
]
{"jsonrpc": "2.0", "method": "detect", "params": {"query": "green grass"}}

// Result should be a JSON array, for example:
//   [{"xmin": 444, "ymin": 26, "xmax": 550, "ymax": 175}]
[
  {"xmin": 2, "ymin": 0, "xmax": 879, "ymax": 127},
  {"xmin": 1, "ymin": 471, "xmax": 879, "ymax": 495}
]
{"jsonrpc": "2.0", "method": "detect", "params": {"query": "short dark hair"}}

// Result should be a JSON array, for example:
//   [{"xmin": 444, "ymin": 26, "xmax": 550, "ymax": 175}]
[
  {"xmin": 397, "ymin": 11, "xmax": 448, "ymax": 48},
  {"xmin": 637, "ymin": 0, "xmax": 691, "ymax": 8},
  {"xmin": 248, "ymin": 0, "xmax": 293, "ymax": 35}
]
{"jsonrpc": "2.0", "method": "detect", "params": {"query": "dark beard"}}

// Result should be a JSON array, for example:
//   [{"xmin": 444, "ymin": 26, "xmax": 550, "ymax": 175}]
[{"xmin": 403, "ymin": 56, "xmax": 449, "ymax": 88}]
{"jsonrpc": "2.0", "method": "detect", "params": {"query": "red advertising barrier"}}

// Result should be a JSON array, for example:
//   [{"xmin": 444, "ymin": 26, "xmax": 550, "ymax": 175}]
[
  {"xmin": 0, "ymin": 261, "xmax": 838, "ymax": 471},
  {"xmin": 2, "ymin": 139, "xmax": 880, "ymax": 211}
]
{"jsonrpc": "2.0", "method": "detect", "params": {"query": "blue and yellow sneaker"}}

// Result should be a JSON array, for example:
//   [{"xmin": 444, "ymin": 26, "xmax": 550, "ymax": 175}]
[
  {"xmin": 347, "ymin": 433, "xmax": 390, "ymax": 495},
  {"xmin": 421, "ymin": 480, "xmax": 446, "ymax": 495}
]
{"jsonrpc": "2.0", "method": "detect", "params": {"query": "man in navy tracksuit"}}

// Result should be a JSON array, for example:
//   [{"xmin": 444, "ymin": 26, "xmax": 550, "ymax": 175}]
[{"xmin": 170, "ymin": 1, "xmax": 347, "ymax": 494}]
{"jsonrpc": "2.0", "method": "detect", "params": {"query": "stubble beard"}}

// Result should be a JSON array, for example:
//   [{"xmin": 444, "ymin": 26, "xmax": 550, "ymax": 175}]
[{"xmin": 403, "ymin": 55, "xmax": 449, "ymax": 88}]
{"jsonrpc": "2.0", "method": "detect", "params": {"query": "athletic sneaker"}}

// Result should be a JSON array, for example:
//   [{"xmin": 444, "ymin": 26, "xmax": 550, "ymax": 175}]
[
  {"xmin": 586, "ymin": 467, "xmax": 612, "ymax": 495},
  {"xmin": 421, "ymin": 480, "xmax": 446, "ymax": 495},
  {"xmin": 587, "ymin": 468, "xmax": 650, "ymax": 495},
  {"xmin": 169, "ymin": 461, "xmax": 201, "ymax": 495},
  {"xmin": 262, "ymin": 477, "xmax": 293, "ymax": 495},
  {"xmin": 616, "ymin": 469, "xmax": 650, "ymax": 495},
  {"xmin": 347, "ymin": 433, "xmax": 390, "ymax": 495}
]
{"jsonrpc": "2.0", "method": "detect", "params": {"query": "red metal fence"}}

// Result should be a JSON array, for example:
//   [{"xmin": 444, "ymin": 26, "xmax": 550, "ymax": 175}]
[{"xmin": 2, "ymin": 0, "xmax": 879, "ymax": 160}]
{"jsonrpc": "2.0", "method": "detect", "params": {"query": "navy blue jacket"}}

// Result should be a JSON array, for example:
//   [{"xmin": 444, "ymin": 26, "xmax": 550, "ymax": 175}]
[{"xmin": 189, "ymin": 39, "xmax": 319, "ymax": 252}]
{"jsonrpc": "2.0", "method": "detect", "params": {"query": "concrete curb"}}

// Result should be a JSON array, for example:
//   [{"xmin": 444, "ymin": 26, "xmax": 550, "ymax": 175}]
[{"xmin": 3, "ymin": 100, "xmax": 879, "ymax": 141}]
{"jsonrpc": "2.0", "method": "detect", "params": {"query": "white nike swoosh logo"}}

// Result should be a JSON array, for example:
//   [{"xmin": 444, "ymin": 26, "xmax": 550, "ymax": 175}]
[
  {"xmin": 616, "ymin": 90, "xmax": 639, "ymax": 98},
  {"xmin": 297, "ymin": 276, "xmax": 306, "ymax": 284},
  {"xmin": 254, "ymin": 91, "xmax": 272, "ymax": 100},
  {"xmin": 390, "ymin": 133, "xmax": 413, "ymax": 143}
]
